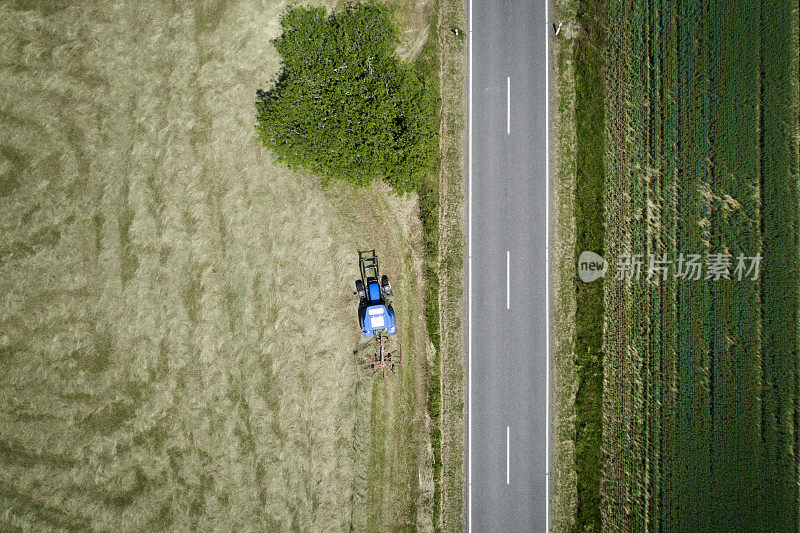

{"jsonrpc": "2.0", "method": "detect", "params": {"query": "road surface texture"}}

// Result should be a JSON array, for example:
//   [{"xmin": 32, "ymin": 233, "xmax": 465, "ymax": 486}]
[{"xmin": 467, "ymin": 0, "xmax": 550, "ymax": 531}]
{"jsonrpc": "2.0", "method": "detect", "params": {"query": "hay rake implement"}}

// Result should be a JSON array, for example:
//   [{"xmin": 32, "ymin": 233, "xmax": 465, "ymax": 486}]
[{"xmin": 354, "ymin": 331, "xmax": 402, "ymax": 379}]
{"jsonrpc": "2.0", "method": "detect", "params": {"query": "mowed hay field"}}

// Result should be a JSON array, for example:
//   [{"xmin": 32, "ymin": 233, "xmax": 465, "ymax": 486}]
[
  {"xmin": 603, "ymin": 0, "xmax": 799, "ymax": 530},
  {"xmin": 0, "ymin": 0, "xmax": 435, "ymax": 530}
]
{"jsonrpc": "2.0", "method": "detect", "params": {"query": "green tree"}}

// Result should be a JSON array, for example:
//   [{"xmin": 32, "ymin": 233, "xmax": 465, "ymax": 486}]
[{"xmin": 255, "ymin": 3, "xmax": 439, "ymax": 193}]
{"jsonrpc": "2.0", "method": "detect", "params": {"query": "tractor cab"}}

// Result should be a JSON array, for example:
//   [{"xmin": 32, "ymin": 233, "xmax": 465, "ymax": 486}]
[{"xmin": 355, "ymin": 250, "xmax": 396, "ymax": 337}]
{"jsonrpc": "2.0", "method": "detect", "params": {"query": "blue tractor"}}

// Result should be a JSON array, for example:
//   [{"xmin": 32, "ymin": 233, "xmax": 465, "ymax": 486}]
[{"xmin": 354, "ymin": 250, "xmax": 396, "ymax": 337}]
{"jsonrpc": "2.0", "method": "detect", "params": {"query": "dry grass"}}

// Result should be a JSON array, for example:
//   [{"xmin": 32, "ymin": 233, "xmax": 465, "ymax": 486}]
[
  {"xmin": 384, "ymin": 0, "xmax": 436, "ymax": 61},
  {"xmin": 0, "ymin": 0, "xmax": 433, "ymax": 530},
  {"xmin": 434, "ymin": 0, "xmax": 467, "ymax": 529},
  {"xmin": 550, "ymin": 0, "xmax": 579, "ymax": 531}
]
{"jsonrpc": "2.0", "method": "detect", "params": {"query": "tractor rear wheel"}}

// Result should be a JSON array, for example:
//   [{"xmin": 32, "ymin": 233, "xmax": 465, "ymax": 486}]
[
  {"xmin": 355, "ymin": 279, "xmax": 366, "ymax": 300},
  {"xmin": 381, "ymin": 275, "xmax": 393, "ymax": 297}
]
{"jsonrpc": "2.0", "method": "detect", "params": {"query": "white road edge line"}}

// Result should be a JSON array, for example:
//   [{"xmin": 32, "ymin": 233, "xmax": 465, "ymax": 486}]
[
  {"xmin": 506, "ymin": 76, "xmax": 511, "ymax": 135},
  {"xmin": 467, "ymin": 0, "xmax": 473, "ymax": 529},
  {"xmin": 506, "ymin": 426, "xmax": 511, "ymax": 485},
  {"xmin": 506, "ymin": 250, "xmax": 511, "ymax": 309},
  {"xmin": 545, "ymin": 0, "xmax": 551, "ymax": 529}
]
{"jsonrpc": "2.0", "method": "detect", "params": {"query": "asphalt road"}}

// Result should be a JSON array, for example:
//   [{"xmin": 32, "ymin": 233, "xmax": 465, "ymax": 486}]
[{"xmin": 467, "ymin": 0, "xmax": 550, "ymax": 531}]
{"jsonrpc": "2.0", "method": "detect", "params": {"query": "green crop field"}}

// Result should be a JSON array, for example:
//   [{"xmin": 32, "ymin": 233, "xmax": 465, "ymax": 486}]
[
  {"xmin": 0, "ymin": 0, "xmax": 437, "ymax": 530},
  {"xmin": 603, "ymin": 0, "xmax": 799, "ymax": 530}
]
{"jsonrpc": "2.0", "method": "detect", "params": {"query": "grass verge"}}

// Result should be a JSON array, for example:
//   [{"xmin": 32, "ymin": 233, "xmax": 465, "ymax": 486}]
[
  {"xmin": 410, "ymin": 4, "xmax": 445, "ymax": 529},
  {"xmin": 434, "ymin": 0, "xmax": 467, "ymax": 529},
  {"xmin": 550, "ymin": 0, "xmax": 579, "ymax": 530},
  {"xmin": 573, "ymin": 0, "xmax": 607, "ymax": 530}
]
